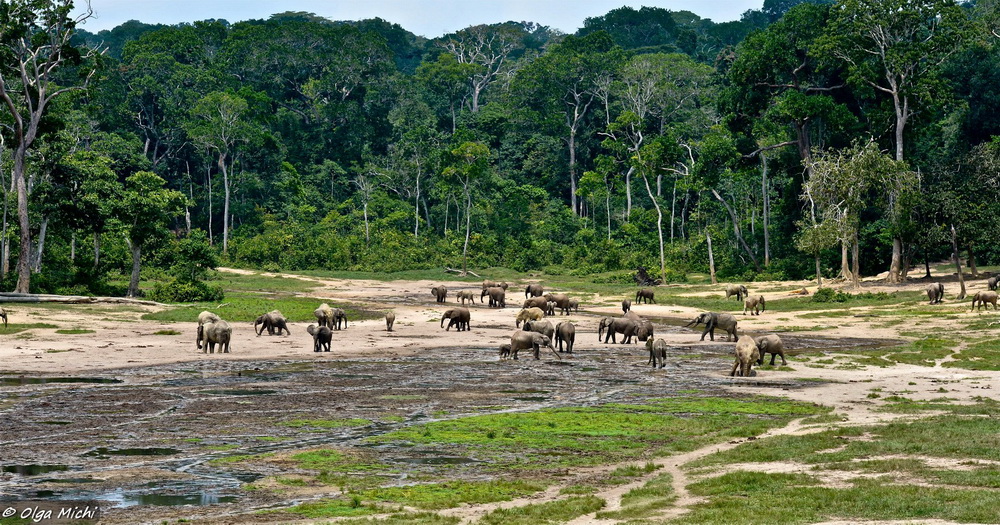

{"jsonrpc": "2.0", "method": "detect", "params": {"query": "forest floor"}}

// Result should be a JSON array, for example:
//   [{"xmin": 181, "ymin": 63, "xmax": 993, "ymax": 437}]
[{"xmin": 0, "ymin": 265, "xmax": 998, "ymax": 524}]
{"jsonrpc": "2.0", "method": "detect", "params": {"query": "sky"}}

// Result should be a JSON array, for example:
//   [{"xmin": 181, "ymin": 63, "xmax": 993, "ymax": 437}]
[{"xmin": 75, "ymin": 0, "xmax": 765, "ymax": 38}]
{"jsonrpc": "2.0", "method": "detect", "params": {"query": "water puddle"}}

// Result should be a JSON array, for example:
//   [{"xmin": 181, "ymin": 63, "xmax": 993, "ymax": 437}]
[
  {"xmin": 46, "ymin": 486, "xmax": 237, "ymax": 507},
  {"xmin": 82, "ymin": 448, "xmax": 180, "ymax": 458},
  {"xmin": 3, "ymin": 465, "xmax": 69, "ymax": 475},
  {"xmin": 0, "ymin": 377, "xmax": 122, "ymax": 386}
]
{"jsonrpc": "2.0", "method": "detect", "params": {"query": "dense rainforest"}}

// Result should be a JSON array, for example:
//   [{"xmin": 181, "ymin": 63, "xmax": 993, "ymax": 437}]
[{"xmin": 0, "ymin": 0, "xmax": 998, "ymax": 300}]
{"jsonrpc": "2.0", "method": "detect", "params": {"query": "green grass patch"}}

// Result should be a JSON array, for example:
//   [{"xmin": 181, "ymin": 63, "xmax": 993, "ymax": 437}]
[
  {"xmin": 152, "ymin": 329, "xmax": 182, "ymax": 335},
  {"xmin": 142, "ymin": 292, "xmax": 379, "ymax": 323},
  {"xmin": 208, "ymin": 452, "xmax": 274, "ymax": 465},
  {"xmin": 54, "ymin": 329, "xmax": 94, "ymax": 334},
  {"xmin": 289, "ymin": 449, "xmax": 382, "ymax": 473},
  {"xmin": 559, "ymin": 485, "xmax": 598, "ymax": 495},
  {"xmin": 0, "ymin": 323, "xmax": 57, "ymax": 335},
  {"xmin": 211, "ymin": 271, "xmax": 318, "ymax": 293},
  {"xmin": 476, "ymin": 496, "xmax": 605, "ymax": 524},
  {"xmin": 328, "ymin": 512, "xmax": 460, "ymax": 524},
  {"xmin": 595, "ymin": 472, "xmax": 675, "ymax": 521},
  {"xmin": 280, "ymin": 418, "xmax": 371, "ymax": 430},
  {"xmin": 608, "ymin": 462, "xmax": 659, "ymax": 483},
  {"xmin": 677, "ymin": 472, "xmax": 1000, "ymax": 524},
  {"xmin": 359, "ymin": 480, "xmax": 543, "ymax": 510},
  {"xmin": 944, "ymin": 339, "xmax": 1000, "ymax": 371},
  {"xmin": 280, "ymin": 497, "xmax": 381, "ymax": 518}
]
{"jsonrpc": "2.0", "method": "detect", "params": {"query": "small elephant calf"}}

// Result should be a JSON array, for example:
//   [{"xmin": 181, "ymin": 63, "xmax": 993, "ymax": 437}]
[
  {"xmin": 385, "ymin": 312, "xmax": 396, "ymax": 331},
  {"xmin": 645, "ymin": 337, "xmax": 668, "ymax": 369},
  {"xmin": 498, "ymin": 343, "xmax": 512, "ymax": 360},
  {"xmin": 743, "ymin": 295, "xmax": 765, "ymax": 315},
  {"xmin": 755, "ymin": 334, "xmax": 787, "ymax": 366},
  {"xmin": 307, "ymin": 324, "xmax": 332, "ymax": 352}
]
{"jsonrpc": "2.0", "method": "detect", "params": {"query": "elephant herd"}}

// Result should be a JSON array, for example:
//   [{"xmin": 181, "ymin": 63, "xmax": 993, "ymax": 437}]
[{"xmin": 925, "ymin": 281, "xmax": 999, "ymax": 311}]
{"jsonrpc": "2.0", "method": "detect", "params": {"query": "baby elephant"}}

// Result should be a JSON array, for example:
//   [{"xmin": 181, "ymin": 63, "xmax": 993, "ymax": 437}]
[
  {"xmin": 307, "ymin": 324, "xmax": 332, "ymax": 352},
  {"xmin": 622, "ymin": 299, "xmax": 631, "ymax": 314},
  {"xmin": 754, "ymin": 334, "xmax": 787, "ymax": 366},
  {"xmin": 927, "ymin": 283, "xmax": 945, "ymax": 305},
  {"xmin": 645, "ymin": 337, "xmax": 668, "ymax": 369},
  {"xmin": 0, "ymin": 306, "xmax": 6, "ymax": 328},
  {"xmin": 255, "ymin": 310, "xmax": 290, "ymax": 336},
  {"xmin": 744, "ymin": 295, "xmax": 765, "ymax": 315},
  {"xmin": 989, "ymin": 276, "xmax": 999, "ymax": 291},
  {"xmin": 554, "ymin": 321, "xmax": 575, "ymax": 354},
  {"xmin": 730, "ymin": 335, "xmax": 760, "ymax": 377},
  {"xmin": 498, "ymin": 343, "xmax": 512, "ymax": 360},
  {"xmin": 385, "ymin": 312, "xmax": 396, "ymax": 331},
  {"xmin": 972, "ymin": 291, "xmax": 999, "ymax": 311}
]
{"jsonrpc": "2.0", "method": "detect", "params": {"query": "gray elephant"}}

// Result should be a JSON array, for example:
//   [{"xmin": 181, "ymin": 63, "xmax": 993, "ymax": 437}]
[
  {"xmin": 731, "ymin": 335, "xmax": 760, "ymax": 377},
  {"xmin": 522, "ymin": 319, "xmax": 555, "ymax": 341},
  {"xmin": 636, "ymin": 320, "xmax": 655, "ymax": 342},
  {"xmin": 482, "ymin": 280, "xmax": 509, "ymax": 291},
  {"xmin": 456, "ymin": 291, "xmax": 477, "ymax": 305},
  {"xmin": 544, "ymin": 301, "xmax": 557, "ymax": 316},
  {"xmin": 523, "ymin": 296, "xmax": 548, "ymax": 310},
  {"xmin": 926, "ymin": 283, "xmax": 944, "ymax": 305},
  {"xmin": 431, "ymin": 285, "xmax": 449, "ymax": 303},
  {"xmin": 329, "ymin": 308, "xmax": 348, "ymax": 330},
  {"xmin": 314, "ymin": 303, "xmax": 334, "ymax": 328},
  {"xmin": 385, "ymin": 312, "xmax": 395, "ymax": 332},
  {"xmin": 516, "ymin": 307, "xmax": 545, "ymax": 328},
  {"xmin": 755, "ymin": 334, "xmax": 787, "ymax": 366},
  {"xmin": 255, "ymin": 310, "xmax": 290, "ymax": 336},
  {"xmin": 196, "ymin": 311, "xmax": 221, "ymax": 350},
  {"xmin": 646, "ymin": 338, "xmax": 668, "ymax": 369},
  {"xmin": 482, "ymin": 287, "xmax": 506, "ymax": 308},
  {"xmin": 498, "ymin": 343, "xmax": 512, "ymax": 359},
  {"xmin": 509, "ymin": 330, "xmax": 559, "ymax": 360},
  {"xmin": 567, "ymin": 298, "xmax": 580, "ymax": 313},
  {"xmin": 307, "ymin": 324, "xmax": 332, "ymax": 352},
  {"xmin": 743, "ymin": 295, "xmax": 766, "ymax": 316},
  {"xmin": 635, "ymin": 288, "xmax": 655, "ymax": 304},
  {"xmin": 989, "ymin": 276, "xmax": 999, "ymax": 291},
  {"xmin": 622, "ymin": 299, "xmax": 631, "ymax": 314},
  {"xmin": 554, "ymin": 321, "xmax": 575, "ymax": 353},
  {"xmin": 0, "ymin": 306, "xmax": 6, "ymax": 328},
  {"xmin": 441, "ymin": 307, "xmax": 471, "ymax": 331},
  {"xmin": 525, "ymin": 284, "xmax": 544, "ymax": 298},
  {"xmin": 199, "ymin": 320, "xmax": 232, "ymax": 354},
  {"xmin": 725, "ymin": 284, "xmax": 749, "ymax": 301},
  {"xmin": 598, "ymin": 317, "xmax": 639, "ymax": 344},
  {"xmin": 685, "ymin": 312, "xmax": 739, "ymax": 342},
  {"xmin": 544, "ymin": 293, "xmax": 572, "ymax": 315},
  {"xmin": 972, "ymin": 290, "xmax": 999, "ymax": 311}
]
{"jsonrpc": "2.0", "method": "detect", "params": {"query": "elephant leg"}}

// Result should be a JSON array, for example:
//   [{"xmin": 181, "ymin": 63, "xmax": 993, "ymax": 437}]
[{"xmin": 730, "ymin": 359, "xmax": 739, "ymax": 376}]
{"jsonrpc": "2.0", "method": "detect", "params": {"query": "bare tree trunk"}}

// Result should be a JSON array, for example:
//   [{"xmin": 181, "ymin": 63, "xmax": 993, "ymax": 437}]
[
  {"xmin": 670, "ymin": 177, "xmax": 677, "ymax": 241},
  {"xmin": 761, "ymin": 153, "xmax": 770, "ymax": 267},
  {"xmin": 414, "ymin": 168, "xmax": 421, "ymax": 237},
  {"xmin": 219, "ymin": 154, "xmax": 230, "ymax": 253},
  {"xmin": 887, "ymin": 237, "xmax": 903, "ymax": 283},
  {"xmin": 707, "ymin": 231, "xmax": 717, "ymax": 285},
  {"xmin": 815, "ymin": 255, "xmax": 823, "ymax": 287},
  {"xmin": 462, "ymin": 190, "xmax": 472, "ymax": 275},
  {"xmin": 1, "ymin": 171, "xmax": 7, "ymax": 277},
  {"xmin": 951, "ymin": 224, "xmax": 966, "ymax": 300},
  {"xmin": 127, "ymin": 240, "xmax": 142, "ymax": 298},
  {"xmin": 710, "ymin": 189, "xmax": 761, "ymax": 271},
  {"xmin": 14, "ymin": 149, "xmax": 31, "ymax": 292},
  {"xmin": 93, "ymin": 232, "xmax": 101, "ymax": 271},
  {"xmin": 569, "ymin": 129, "xmax": 578, "ymax": 215},
  {"xmin": 206, "ymin": 162, "xmax": 213, "ymax": 245},
  {"xmin": 31, "ymin": 216, "xmax": 48, "ymax": 273},
  {"xmin": 641, "ymin": 175, "xmax": 667, "ymax": 285},
  {"xmin": 851, "ymin": 232, "xmax": 861, "ymax": 289},
  {"xmin": 70, "ymin": 234, "xmax": 75, "ymax": 262},
  {"xmin": 605, "ymin": 192, "xmax": 611, "ymax": 241},
  {"xmin": 968, "ymin": 244, "xmax": 978, "ymax": 278},
  {"xmin": 624, "ymin": 166, "xmax": 633, "ymax": 219},
  {"xmin": 840, "ymin": 241, "xmax": 854, "ymax": 281}
]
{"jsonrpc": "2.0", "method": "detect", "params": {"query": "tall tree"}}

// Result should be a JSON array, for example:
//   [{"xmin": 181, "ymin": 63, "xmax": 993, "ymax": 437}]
[
  {"xmin": 442, "ymin": 141, "xmax": 491, "ymax": 275},
  {"xmin": 116, "ymin": 171, "xmax": 184, "ymax": 297},
  {"xmin": 439, "ymin": 24, "xmax": 524, "ymax": 113},
  {"xmin": 0, "ymin": 0, "xmax": 98, "ymax": 292}
]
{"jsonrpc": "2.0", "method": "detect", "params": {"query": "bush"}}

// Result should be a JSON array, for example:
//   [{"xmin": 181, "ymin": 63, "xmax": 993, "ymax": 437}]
[
  {"xmin": 811, "ymin": 287, "xmax": 849, "ymax": 303},
  {"xmin": 149, "ymin": 279, "xmax": 225, "ymax": 303}
]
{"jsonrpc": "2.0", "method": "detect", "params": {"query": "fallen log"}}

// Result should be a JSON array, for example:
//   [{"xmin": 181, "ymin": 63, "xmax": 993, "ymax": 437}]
[
  {"xmin": 0, "ymin": 293, "xmax": 162, "ymax": 306},
  {"xmin": 444, "ymin": 267, "xmax": 482, "ymax": 278}
]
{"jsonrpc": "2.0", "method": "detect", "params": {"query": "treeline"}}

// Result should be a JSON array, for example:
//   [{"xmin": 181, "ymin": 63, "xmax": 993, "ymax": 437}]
[{"xmin": 0, "ymin": 0, "xmax": 997, "ymax": 298}]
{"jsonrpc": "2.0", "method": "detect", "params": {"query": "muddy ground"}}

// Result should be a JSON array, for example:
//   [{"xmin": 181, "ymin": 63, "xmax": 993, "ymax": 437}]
[{"xmin": 0, "ymin": 269, "xmax": 997, "ymax": 524}]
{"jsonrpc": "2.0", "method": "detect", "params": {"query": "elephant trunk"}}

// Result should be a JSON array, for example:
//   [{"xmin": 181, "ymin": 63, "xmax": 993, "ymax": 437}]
[{"xmin": 440, "ymin": 315, "xmax": 447, "ymax": 328}]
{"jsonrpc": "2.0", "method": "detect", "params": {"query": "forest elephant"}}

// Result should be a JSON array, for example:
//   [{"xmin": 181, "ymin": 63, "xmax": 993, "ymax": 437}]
[
  {"xmin": 972, "ymin": 290, "xmax": 999, "ymax": 311},
  {"xmin": 515, "ymin": 307, "xmax": 545, "ymax": 328},
  {"xmin": 482, "ymin": 280, "xmax": 508, "ymax": 291},
  {"xmin": 636, "ymin": 320, "xmax": 655, "ymax": 342},
  {"xmin": 441, "ymin": 307, "xmax": 472, "ymax": 331},
  {"xmin": 195, "ymin": 311, "xmax": 222, "ymax": 350},
  {"xmin": 730, "ymin": 335, "xmax": 760, "ymax": 377},
  {"xmin": 926, "ymin": 283, "xmax": 945, "ymax": 305},
  {"xmin": 199, "ymin": 320, "xmax": 232, "ymax": 354},
  {"xmin": 554, "ymin": 321, "xmax": 575, "ymax": 354},
  {"xmin": 509, "ymin": 330, "xmax": 559, "ymax": 360},
  {"xmin": 725, "ymin": 284, "xmax": 749, "ymax": 302},
  {"xmin": 456, "ymin": 291, "xmax": 477, "ymax": 305},
  {"xmin": 525, "ymin": 284, "xmax": 544, "ymax": 298},
  {"xmin": 543, "ymin": 293, "xmax": 572, "ymax": 315},
  {"xmin": 522, "ymin": 319, "xmax": 555, "ymax": 341},
  {"xmin": 544, "ymin": 301, "xmax": 557, "ymax": 316},
  {"xmin": 635, "ymin": 288, "xmax": 655, "ymax": 304},
  {"xmin": 567, "ymin": 298, "xmax": 580, "ymax": 313},
  {"xmin": 622, "ymin": 299, "xmax": 631, "ymax": 314},
  {"xmin": 646, "ymin": 338, "xmax": 668, "ymax": 369},
  {"xmin": 989, "ymin": 276, "xmax": 999, "ymax": 291},
  {"xmin": 598, "ymin": 317, "xmax": 639, "ymax": 344},
  {"xmin": 385, "ymin": 312, "xmax": 395, "ymax": 332},
  {"xmin": 255, "ymin": 310, "xmax": 290, "ymax": 336},
  {"xmin": 0, "ymin": 306, "xmax": 6, "ymax": 328},
  {"xmin": 498, "ymin": 343, "xmax": 512, "ymax": 360},
  {"xmin": 432, "ymin": 285, "xmax": 449, "ymax": 303},
  {"xmin": 523, "ymin": 296, "xmax": 548, "ymax": 310},
  {"xmin": 330, "ymin": 308, "xmax": 348, "ymax": 330},
  {"xmin": 755, "ymin": 334, "xmax": 787, "ymax": 366},
  {"xmin": 685, "ymin": 312, "xmax": 739, "ymax": 342},
  {"xmin": 482, "ymin": 287, "xmax": 507, "ymax": 308},
  {"xmin": 743, "ymin": 295, "xmax": 766, "ymax": 316},
  {"xmin": 314, "ymin": 303, "xmax": 334, "ymax": 328},
  {"xmin": 307, "ymin": 324, "xmax": 332, "ymax": 352}
]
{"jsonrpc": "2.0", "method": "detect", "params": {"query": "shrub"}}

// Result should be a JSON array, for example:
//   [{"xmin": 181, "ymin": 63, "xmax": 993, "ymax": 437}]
[{"xmin": 149, "ymin": 279, "xmax": 224, "ymax": 303}]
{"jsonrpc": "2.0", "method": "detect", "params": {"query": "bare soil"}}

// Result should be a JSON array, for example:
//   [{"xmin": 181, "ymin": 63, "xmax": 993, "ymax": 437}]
[{"xmin": 0, "ymin": 268, "xmax": 997, "ymax": 524}]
